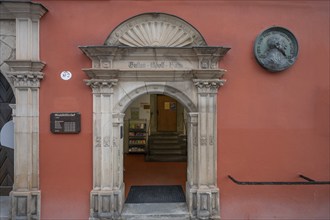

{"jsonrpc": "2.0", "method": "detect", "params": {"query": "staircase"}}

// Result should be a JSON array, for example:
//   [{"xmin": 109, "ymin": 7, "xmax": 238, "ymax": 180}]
[{"xmin": 146, "ymin": 132, "xmax": 187, "ymax": 162}]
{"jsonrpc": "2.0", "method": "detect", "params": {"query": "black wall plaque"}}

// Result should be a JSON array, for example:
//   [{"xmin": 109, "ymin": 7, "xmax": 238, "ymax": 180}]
[{"xmin": 50, "ymin": 112, "xmax": 81, "ymax": 134}]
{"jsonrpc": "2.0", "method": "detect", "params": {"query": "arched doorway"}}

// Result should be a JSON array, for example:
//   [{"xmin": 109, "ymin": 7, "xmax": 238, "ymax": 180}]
[{"xmin": 81, "ymin": 13, "xmax": 230, "ymax": 219}]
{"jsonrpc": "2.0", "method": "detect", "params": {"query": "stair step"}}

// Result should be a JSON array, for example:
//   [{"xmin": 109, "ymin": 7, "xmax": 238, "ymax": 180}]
[
  {"xmin": 122, "ymin": 203, "xmax": 190, "ymax": 219},
  {"xmin": 149, "ymin": 135, "xmax": 180, "ymax": 139},
  {"xmin": 145, "ymin": 155, "xmax": 187, "ymax": 162},
  {"xmin": 149, "ymin": 149, "xmax": 186, "ymax": 155},
  {"xmin": 150, "ymin": 140, "xmax": 181, "ymax": 144},
  {"xmin": 147, "ymin": 133, "xmax": 187, "ymax": 162},
  {"xmin": 149, "ymin": 144, "xmax": 184, "ymax": 150}
]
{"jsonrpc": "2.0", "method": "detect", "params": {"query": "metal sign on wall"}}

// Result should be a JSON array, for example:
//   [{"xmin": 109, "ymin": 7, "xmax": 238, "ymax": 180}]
[{"xmin": 50, "ymin": 112, "xmax": 81, "ymax": 134}]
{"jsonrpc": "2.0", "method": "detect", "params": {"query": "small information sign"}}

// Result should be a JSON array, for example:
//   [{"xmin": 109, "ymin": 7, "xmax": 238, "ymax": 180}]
[{"xmin": 50, "ymin": 112, "xmax": 81, "ymax": 134}]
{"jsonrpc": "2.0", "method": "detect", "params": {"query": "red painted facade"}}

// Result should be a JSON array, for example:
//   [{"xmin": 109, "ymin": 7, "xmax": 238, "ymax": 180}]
[{"xmin": 36, "ymin": 1, "xmax": 329, "ymax": 219}]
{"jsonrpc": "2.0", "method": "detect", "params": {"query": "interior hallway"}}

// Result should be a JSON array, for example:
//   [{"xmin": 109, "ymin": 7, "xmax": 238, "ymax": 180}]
[{"xmin": 124, "ymin": 154, "xmax": 187, "ymax": 198}]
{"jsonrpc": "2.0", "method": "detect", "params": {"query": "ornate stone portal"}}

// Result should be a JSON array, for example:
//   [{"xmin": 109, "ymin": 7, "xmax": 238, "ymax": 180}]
[{"xmin": 81, "ymin": 13, "xmax": 230, "ymax": 220}]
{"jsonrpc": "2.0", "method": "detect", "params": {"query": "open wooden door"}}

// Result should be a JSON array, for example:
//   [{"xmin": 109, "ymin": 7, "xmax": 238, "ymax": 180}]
[{"xmin": 157, "ymin": 95, "xmax": 177, "ymax": 132}]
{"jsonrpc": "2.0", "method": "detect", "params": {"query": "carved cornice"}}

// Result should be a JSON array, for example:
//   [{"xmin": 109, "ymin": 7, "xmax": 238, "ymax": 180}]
[
  {"xmin": 80, "ymin": 46, "xmax": 230, "ymax": 82},
  {"xmin": 0, "ymin": 1, "xmax": 48, "ymax": 19},
  {"xmin": 194, "ymin": 47, "xmax": 230, "ymax": 70},
  {"xmin": 85, "ymin": 79, "xmax": 118, "ymax": 94},
  {"xmin": 193, "ymin": 79, "xmax": 226, "ymax": 94},
  {"xmin": 5, "ymin": 60, "xmax": 45, "ymax": 72},
  {"xmin": 105, "ymin": 13, "xmax": 207, "ymax": 47}
]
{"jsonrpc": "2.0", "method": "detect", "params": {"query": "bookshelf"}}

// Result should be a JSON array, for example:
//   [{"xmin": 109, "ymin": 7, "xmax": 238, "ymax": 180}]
[{"xmin": 128, "ymin": 119, "xmax": 147, "ymax": 153}]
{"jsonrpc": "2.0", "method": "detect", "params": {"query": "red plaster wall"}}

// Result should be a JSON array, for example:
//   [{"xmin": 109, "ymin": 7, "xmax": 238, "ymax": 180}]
[{"xmin": 37, "ymin": 1, "xmax": 329, "ymax": 219}]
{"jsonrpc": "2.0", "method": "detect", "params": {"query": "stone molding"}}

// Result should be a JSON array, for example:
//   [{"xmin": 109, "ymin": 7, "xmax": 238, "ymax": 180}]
[
  {"xmin": 193, "ymin": 47, "xmax": 230, "ymax": 70},
  {"xmin": 5, "ymin": 60, "xmax": 45, "ymax": 72},
  {"xmin": 0, "ymin": 1, "xmax": 47, "ymax": 19},
  {"xmin": 80, "ymin": 46, "xmax": 229, "ymax": 74},
  {"xmin": 104, "ymin": 13, "xmax": 207, "ymax": 47}
]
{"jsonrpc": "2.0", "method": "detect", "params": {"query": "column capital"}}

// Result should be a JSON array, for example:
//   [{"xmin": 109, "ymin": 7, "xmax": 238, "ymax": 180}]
[
  {"xmin": 85, "ymin": 79, "xmax": 118, "ymax": 94},
  {"xmin": 112, "ymin": 112, "xmax": 125, "ymax": 124},
  {"xmin": 9, "ymin": 72, "xmax": 43, "ymax": 88},
  {"xmin": 188, "ymin": 112, "xmax": 199, "ymax": 124},
  {"xmin": 193, "ymin": 79, "xmax": 226, "ymax": 94},
  {"xmin": 5, "ymin": 60, "xmax": 45, "ymax": 88}
]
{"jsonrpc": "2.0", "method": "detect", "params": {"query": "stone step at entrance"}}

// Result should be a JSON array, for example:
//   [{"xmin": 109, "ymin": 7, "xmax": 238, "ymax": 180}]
[
  {"xmin": 146, "ymin": 132, "xmax": 187, "ymax": 162},
  {"xmin": 0, "ymin": 196, "xmax": 10, "ymax": 220},
  {"xmin": 121, "ymin": 203, "xmax": 190, "ymax": 220}
]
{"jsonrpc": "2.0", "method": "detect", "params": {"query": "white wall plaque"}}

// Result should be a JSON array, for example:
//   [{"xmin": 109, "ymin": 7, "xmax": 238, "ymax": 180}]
[{"xmin": 60, "ymin": 71, "xmax": 72, "ymax": 80}]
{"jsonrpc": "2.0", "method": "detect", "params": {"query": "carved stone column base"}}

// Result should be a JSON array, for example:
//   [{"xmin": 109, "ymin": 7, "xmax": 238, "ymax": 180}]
[
  {"xmin": 10, "ymin": 190, "xmax": 40, "ymax": 220},
  {"xmin": 89, "ymin": 184, "xmax": 125, "ymax": 220},
  {"xmin": 186, "ymin": 183, "xmax": 220, "ymax": 220}
]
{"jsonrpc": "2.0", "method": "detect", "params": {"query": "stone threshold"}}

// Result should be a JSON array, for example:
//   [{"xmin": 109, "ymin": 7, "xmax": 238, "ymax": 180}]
[
  {"xmin": 121, "ymin": 202, "xmax": 190, "ymax": 220},
  {"xmin": 0, "ymin": 196, "xmax": 10, "ymax": 220}
]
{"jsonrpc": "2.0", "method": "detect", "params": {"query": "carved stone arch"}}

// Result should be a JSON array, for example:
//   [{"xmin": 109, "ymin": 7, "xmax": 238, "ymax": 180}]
[
  {"xmin": 105, "ymin": 12, "xmax": 207, "ymax": 47},
  {"xmin": 114, "ymin": 83, "xmax": 197, "ymax": 113}
]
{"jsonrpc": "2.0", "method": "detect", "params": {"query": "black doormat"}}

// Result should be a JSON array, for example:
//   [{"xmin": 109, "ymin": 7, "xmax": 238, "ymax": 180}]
[{"xmin": 125, "ymin": 185, "xmax": 186, "ymax": 203}]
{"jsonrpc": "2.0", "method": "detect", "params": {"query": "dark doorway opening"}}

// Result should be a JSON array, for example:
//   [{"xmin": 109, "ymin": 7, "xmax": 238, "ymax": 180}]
[{"xmin": 123, "ymin": 94, "xmax": 187, "ymax": 200}]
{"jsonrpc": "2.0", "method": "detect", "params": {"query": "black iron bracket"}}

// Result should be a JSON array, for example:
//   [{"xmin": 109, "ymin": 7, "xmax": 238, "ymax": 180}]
[{"xmin": 228, "ymin": 175, "xmax": 330, "ymax": 185}]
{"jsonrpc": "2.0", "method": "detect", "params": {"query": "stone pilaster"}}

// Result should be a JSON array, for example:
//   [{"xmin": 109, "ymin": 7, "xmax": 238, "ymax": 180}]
[
  {"xmin": 2, "ymin": 2, "xmax": 47, "ymax": 218},
  {"xmin": 190, "ymin": 78, "xmax": 225, "ymax": 220},
  {"xmin": 5, "ymin": 60, "xmax": 44, "ymax": 220},
  {"xmin": 186, "ymin": 112, "xmax": 199, "ymax": 217},
  {"xmin": 86, "ymin": 79, "xmax": 123, "ymax": 220},
  {"xmin": 111, "ymin": 112, "xmax": 125, "ymax": 214}
]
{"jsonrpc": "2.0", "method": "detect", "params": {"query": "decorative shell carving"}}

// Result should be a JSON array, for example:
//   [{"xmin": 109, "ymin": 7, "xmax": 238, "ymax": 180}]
[
  {"xmin": 105, "ymin": 13, "xmax": 207, "ymax": 47},
  {"xmin": 119, "ymin": 21, "xmax": 194, "ymax": 47}
]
